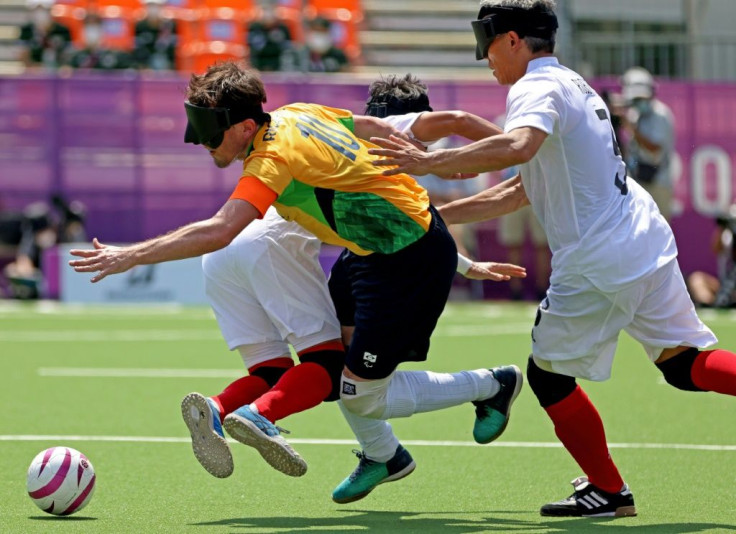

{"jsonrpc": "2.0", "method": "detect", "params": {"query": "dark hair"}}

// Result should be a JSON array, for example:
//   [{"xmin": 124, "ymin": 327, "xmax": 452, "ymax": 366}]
[
  {"xmin": 365, "ymin": 74, "xmax": 433, "ymax": 117},
  {"xmin": 368, "ymin": 73, "xmax": 428, "ymax": 101},
  {"xmin": 186, "ymin": 60, "xmax": 268, "ymax": 116}
]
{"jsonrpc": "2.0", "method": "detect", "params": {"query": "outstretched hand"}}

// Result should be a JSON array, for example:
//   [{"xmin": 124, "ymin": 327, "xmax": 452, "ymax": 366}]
[
  {"xmin": 68, "ymin": 238, "xmax": 136, "ymax": 283},
  {"xmin": 465, "ymin": 261, "xmax": 527, "ymax": 281},
  {"xmin": 369, "ymin": 135, "xmax": 433, "ymax": 176},
  {"xmin": 369, "ymin": 135, "xmax": 477, "ymax": 180}
]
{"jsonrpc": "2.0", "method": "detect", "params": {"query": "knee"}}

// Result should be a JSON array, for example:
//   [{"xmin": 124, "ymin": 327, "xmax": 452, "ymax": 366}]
[
  {"xmin": 526, "ymin": 355, "xmax": 577, "ymax": 408},
  {"xmin": 656, "ymin": 347, "xmax": 704, "ymax": 391},
  {"xmin": 249, "ymin": 359, "xmax": 294, "ymax": 387},
  {"xmin": 299, "ymin": 348, "xmax": 346, "ymax": 401},
  {"xmin": 339, "ymin": 375, "xmax": 389, "ymax": 418}
]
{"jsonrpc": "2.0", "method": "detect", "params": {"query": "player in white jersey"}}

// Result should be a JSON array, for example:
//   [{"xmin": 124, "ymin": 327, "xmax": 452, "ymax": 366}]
[
  {"xmin": 367, "ymin": 0, "xmax": 736, "ymax": 519},
  {"xmin": 181, "ymin": 113, "xmax": 525, "ymax": 493}
]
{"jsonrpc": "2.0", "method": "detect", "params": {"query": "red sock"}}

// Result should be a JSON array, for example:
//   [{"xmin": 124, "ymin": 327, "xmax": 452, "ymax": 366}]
[
  {"xmin": 212, "ymin": 357, "xmax": 294, "ymax": 418},
  {"xmin": 691, "ymin": 349, "xmax": 736, "ymax": 395},
  {"xmin": 212, "ymin": 376, "xmax": 270, "ymax": 420},
  {"xmin": 253, "ymin": 362, "xmax": 332, "ymax": 423},
  {"xmin": 545, "ymin": 385, "xmax": 624, "ymax": 494}
]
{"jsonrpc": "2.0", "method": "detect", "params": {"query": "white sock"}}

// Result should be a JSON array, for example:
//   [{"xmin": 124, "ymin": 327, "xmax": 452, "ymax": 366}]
[
  {"xmin": 383, "ymin": 369, "xmax": 498, "ymax": 419},
  {"xmin": 338, "ymin": 400, "xmax": 399, "ymax": 463}
]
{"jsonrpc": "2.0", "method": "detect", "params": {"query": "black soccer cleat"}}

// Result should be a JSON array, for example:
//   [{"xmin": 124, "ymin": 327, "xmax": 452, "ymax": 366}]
[
  {"xmin": 540, "ymin": 476, "xmax": 637, "ymax": 518},
  {"xmin": 472, "ymin": 365, "xmax": 523, "ymax": 444}
]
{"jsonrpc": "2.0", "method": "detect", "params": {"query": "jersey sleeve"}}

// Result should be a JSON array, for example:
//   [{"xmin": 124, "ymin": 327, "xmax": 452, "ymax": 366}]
[
  {"xmin": 229, "ymin": 175, "xmax": 279, "ymax": 217},
  {"xmin": 504, "ymin": 79, "xmax": 559, "ymax": 135}
]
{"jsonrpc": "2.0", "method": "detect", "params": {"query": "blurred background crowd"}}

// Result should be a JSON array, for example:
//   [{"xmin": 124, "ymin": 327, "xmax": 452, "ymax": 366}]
[
  {"xmin": 1, "ymin": 0, "xmax": 735, "ymax": 307},
  {"xmin": 15, "ymin": 0, "xmax": 354, "ymax": 73}
]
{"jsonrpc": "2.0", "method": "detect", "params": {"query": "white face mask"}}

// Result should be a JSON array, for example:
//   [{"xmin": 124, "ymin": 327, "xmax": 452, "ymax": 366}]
[
  {"xmin": 31, "ymin": 9, "xmax": 52, "ymax": 28},
  {"xmin": 84, "ymin": 24, "xmax": 103, "ymax": 47},
  {"xmin": 146, "ymin": 4, "xmax": 161, "ymax": 18},
  {"xmin": 307, "ymin": 32, "xmax": 332, "ymax": 54}
]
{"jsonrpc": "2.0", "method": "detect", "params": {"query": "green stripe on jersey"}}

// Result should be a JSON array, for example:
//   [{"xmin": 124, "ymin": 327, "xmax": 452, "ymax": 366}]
[{"xmin": 333, "ymin": 191, "xmax": 425, "ymax": 254}]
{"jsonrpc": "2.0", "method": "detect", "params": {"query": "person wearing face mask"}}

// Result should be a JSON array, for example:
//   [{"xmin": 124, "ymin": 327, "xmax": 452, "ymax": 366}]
[
  {"xmin": 620, "ymin": 67, "xmax": 675, "ymax": 221},
  {"xmin": 247, "ymin": 5, "xmax": 296, "ymax": 72},
  {"xmin": 17, "ymin": 0, "xmax": 72, "ymax": 69},
  {"xmin": 68, "ymin": 11, "xmax": 133, "ymax": 70},
  {"xmin": 133, "ymin": 0, "xmax": 177, "ymax": 70},
  {"xmin": 305, "ymin": 17, "xmax": 348, "ymax": 73}
]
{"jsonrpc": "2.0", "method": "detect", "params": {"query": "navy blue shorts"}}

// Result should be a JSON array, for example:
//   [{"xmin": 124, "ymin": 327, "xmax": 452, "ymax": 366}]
[{"xmin": 328, "ymin": 206, "xmax": 457, "ymax": 379}]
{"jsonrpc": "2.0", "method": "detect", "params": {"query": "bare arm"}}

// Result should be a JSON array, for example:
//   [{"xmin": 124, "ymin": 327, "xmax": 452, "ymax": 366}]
[
  {"xmin": 370, "ymin": 126, "xmax": 548, "ymax": 177},
  {"xmin": 353, "ymin": 115, "xmax": 398, "ymax": 141},
  {"xmin": 69, "ymin": 199, "xmax": 260, "ymax": 282},
  {"xmin": 410, "ymin": 110, "xmax": 503, "ymax": 143},
  {"xmin": 438, "ymin": 174, "xmax": 530, "ymax": 225},
  {"xmin": 353, "ymin": 115, "xmax": 425, "ymax": 150}
]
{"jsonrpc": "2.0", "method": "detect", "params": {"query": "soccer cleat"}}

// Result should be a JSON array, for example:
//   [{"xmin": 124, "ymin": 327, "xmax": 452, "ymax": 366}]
[
  {"xmin": 332, "ymin": 445, "xmax": 416, "ymax": 504},
  {"xmin": 223, "ymin": 405, "xmax": 307, "ymax": 477},
  {"xmin": 472, "ymin": 364, "xmax": 523, "ymax": 444},
  {"xmin": 181, "ymin": 392, "xmax": 234, "ymax": 478},
  {"xmin": 540, "ymin": 476, "xmax": 637, "ymax": 517}
]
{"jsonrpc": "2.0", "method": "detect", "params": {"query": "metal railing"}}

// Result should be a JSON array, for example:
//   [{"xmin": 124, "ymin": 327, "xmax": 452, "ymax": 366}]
[{"xmin": 572, "ymin": 32, "xmax": 736, "ymax": 80}]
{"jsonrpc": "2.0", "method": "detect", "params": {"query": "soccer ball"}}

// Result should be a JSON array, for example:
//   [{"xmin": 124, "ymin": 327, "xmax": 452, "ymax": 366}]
[{"xmin": 26, "ymin": 447, "xmax": 96, "ymax": 516}]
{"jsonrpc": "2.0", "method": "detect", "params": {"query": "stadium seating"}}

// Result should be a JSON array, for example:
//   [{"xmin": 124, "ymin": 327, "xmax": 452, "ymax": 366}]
[
  {"xmin": 50, "ymin": 1, "xmax": 87, "ymax": 45},
  {"xmin": 97, "ymin": 6, "xmax": 138, "ymax": 51},
  {"xmin": 304, "ymin": 0, "xmax": 363, "ymax": 61},
  {"xmin": 47, "ymin": 0, "xmax": 363, "ymax": 71},
  {"xmin": 177, "ymin": 40, "xmax": 247, "ymax": 73}
]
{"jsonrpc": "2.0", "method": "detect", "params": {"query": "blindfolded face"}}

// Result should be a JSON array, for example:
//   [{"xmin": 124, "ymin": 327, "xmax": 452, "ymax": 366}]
[{"xmin": 184, "ymin": 102, "xmax": 233, "ymax": 149}]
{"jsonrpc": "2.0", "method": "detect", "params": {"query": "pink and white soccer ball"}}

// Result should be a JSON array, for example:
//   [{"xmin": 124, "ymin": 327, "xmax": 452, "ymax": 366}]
[{"xmin": 26, "ymin": 447, "xmax": 96, "ymax": 516}]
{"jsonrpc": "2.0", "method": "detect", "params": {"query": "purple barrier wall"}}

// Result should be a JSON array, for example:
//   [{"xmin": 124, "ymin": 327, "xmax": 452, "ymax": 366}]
[{"xmin": 1, "ymin": 72, "xmax": 734, "ymax": 297}]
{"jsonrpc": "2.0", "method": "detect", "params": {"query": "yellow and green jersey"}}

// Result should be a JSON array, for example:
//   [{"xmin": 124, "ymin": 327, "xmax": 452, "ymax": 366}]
[{"xmin": 229, "ymin": 103, "xmax": 431, "ymax": 255}]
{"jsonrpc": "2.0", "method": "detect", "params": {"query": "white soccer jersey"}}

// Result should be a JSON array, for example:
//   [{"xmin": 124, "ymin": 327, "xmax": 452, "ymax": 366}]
[
  {"xmin": 505, "ymin": 57, "xmax": 678, "ymax": 292},
  {"xmin": 382, "ymin": 112, "xmax": 431, "ymax": 148}
]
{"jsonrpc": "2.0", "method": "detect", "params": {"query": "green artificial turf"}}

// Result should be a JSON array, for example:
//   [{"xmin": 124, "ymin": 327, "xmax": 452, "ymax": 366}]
[{"xmin": 1, "ymin": 301, "xmax": 735, "ymax": 533}]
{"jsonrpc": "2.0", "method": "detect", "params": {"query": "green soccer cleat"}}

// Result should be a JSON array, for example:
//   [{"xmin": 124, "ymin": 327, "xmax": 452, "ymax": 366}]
[
  {"xmin": 332, "ymin": 445, "xmax": 416, "ymax": 504},
  {"xmin": 472, "ymin": 364, "xmax": 523, "ymax": 444}
]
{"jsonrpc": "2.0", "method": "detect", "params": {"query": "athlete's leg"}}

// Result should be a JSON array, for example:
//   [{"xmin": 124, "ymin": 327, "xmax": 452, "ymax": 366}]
[{"xmin": 338, "ymin": 209, "xmax": 520, "ymax": 445}]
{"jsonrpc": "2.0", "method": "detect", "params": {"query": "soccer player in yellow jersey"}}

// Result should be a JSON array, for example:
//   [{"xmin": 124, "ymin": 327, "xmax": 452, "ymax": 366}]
[{"xmin": 69, "ymin": 61, "xmax": 523, "ymax": 484}]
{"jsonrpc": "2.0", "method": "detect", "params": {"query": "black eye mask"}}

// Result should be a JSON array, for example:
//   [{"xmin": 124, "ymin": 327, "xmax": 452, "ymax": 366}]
[
  {"xmin": 471, "ymin": 5, "xmax": 558, "ymax": 60},
  {"xmin": 364, "ymin": 93, "xmax": 432, "ymax": 118},
  {"xmin": 184, "ymin": 101, "xmax": 267, "ymax": 148}
]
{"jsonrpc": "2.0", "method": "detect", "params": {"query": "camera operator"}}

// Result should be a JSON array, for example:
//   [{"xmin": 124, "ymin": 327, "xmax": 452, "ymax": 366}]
[
  {"xmin": 686, "ymin": 206, "xmax": 736, "ymax": 308},
  {"xmin": 619, "ymin": 67, "xmax": 675, "ymax": 221}
]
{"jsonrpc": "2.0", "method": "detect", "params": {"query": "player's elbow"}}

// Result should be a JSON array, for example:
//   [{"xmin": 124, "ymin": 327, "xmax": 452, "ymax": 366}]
[{"xmin": 207, "ymin": 221, "xmax": 240, "ymax": 250}]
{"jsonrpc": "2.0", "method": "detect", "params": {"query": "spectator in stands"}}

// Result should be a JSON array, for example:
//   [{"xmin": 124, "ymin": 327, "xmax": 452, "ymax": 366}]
[
  {"xmin": 67, "ymin": 11, "xmax": 133, "ymax": 70},
  {"xmin": 618, "ymin": 67, "xmax": 676, "ymax": 221},
  {"xmin": 133, "ymin": 0, "xmax": 177, "ymax": 70},
  {"xmin": 3, "ymin": 197, "xmax": 86, "ymax": 300},
  {"xmin": 247, "ymin": 4, "xmax": 298, "ymax": 72},
  {"xmin": 18, "ymin": 0, "xmax": 72, "ymax": 69},
  {"xmin": 305, "ymin": 17, "xmax": 348, "ymax": 73},
  {"xmin": 687, "ymin": 207, "xmax": 736, "ymax": 309}
]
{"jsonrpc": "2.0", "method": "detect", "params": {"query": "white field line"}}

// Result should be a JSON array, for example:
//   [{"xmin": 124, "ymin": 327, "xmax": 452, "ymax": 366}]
[
  {"xmin": 2, "ymin": 324, "xmax": 531, "ymax": 343},
  {"xmin": 0, "ymin": 330, "xmax": 223, "ymax": 342},
  {"xmin": 1, "ymin": 434, "xmax": 735, "ymax": 451},
  {"xmin": 38, "ymin": 368, "xmax": 242, "ymax": 378}
]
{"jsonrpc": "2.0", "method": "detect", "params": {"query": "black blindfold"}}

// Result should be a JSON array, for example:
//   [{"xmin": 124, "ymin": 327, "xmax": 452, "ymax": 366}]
[
  {"xmin": 472, "ymin": 5, "xmax": 558, "ymax": 60},
  {"xmin": 364, "ymin": 93, "xmax": 433, "ymax": 118},
  {"xmin": 184, "ymin": 101, "xmax": 267, "ymax": 148}
]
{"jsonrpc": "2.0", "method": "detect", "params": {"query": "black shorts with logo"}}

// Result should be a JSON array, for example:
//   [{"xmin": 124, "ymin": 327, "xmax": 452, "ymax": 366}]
[{"xmin": 328, "ymin": 206, "xmax": 457, "ymax": 379}]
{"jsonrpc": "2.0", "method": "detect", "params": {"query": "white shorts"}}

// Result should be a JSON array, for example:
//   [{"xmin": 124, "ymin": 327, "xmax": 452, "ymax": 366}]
[
  {"xmin": 532, "ymin": 259, "xmax": 717, "ymax": 381},
  {"xmin": 202, "ymin": 208, "xmax": 341, "ymax": 369}
]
